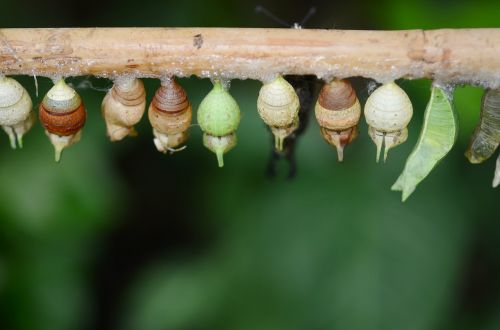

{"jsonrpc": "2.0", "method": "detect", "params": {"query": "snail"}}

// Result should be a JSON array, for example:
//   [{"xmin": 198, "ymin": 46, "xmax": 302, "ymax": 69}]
[
  {"xmin": 197, "ymin": 80, "xmax": 240, "ymax": 167},
  {"xmin": 102, "ymin": 77, "xmax": 146, "ymax": 141},
  {"xmin": 257, "ymin": 76, "xmax": 300, "ymax": 151},
  {"xmin": 315, "ymin": 79, "xmax": 361, "ymax": 161},
  {"xmin": 148, "ymin": 78, "xmax": 192, "ymax": 153},
  {"xmin": 465, "ymin": 88, "xmax": 499, "ymax": 164},
  {"xmin": 364, "ymin": 81, "xmax": 413, "ymax": 162},
  {"xmin": 39, "ymin": 79, "xmax": 86, "ymax": 162},
  {"xmin": 392, "ymin": 85, "xmax": 458, "ymax": 201},
  {"xmin": 0, "ymin": 76, "xmax": 35, "ymax": 148},
  {"xmin": 266, "ymin": 75, "xmax": 317, "ymax": 179}
]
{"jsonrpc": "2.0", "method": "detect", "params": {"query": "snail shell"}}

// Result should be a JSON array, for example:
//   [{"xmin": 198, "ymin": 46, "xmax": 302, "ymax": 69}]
[
  {"xmin": 257, "ymin": 76, "xmax": 300, "ymax": 151},
  {"xmin": 364, "ymin": 82, "xmax": 413, "ymax": 162},
  {"xmin": 0, "ymin": 76, "xmax": 35, "ymax": 148},
  {"xmin": 197, "ymin": 81, "xmax": 240, "ymax": 167},
  {"xmin": 39, "ymin": 79, "xmax": 86, "ymax": 162},
  {"xmin": 102, "ymin": 77, "xmax": 146, "ymax": 141},
  {"xmin": 315, "ymin": 79, "xmax": 361, "ymax": 161},
  {"xmin": 465, "ymin": 88, "xmax": 500, "ymax": 164},
  {"xmin": 148, "ymin": 78, "xmax": 192, "ymax": 153}
]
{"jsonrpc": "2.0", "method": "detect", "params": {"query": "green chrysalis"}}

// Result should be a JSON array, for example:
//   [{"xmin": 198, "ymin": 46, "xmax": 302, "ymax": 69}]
[
  {"xmin": 197, "ymin": 81, "xmax": 241, "ymax": 167},
  {"xmin": 392, "ymin": 85, "xmax": 458, "ymax": 201}
]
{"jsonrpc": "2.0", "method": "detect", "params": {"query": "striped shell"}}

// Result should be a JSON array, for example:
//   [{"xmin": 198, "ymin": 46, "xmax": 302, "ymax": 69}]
[
  {"xmin": 0, "ymin": 76, "xmax": 34, "ymax": 148},
  {"xmin": 39, "ymin": 79, "xmax": 86, "ymax": 162},
  {"xmin": 102, "ymin": 77, "xmax": 146, "ymax": 141},
  {"xmin": 257, "ymin": 76, "xmax": 300, "ymax": 127},
  {"xmin": 365, "ymin": 82, "xmax": 413, "ymax": 132},
  {"xmin": 148, "ymin": 78, "xmax": 192, "ymax": 153},
  {"xmin": 257, "ymin": 76, "xmax": 300, "ymax": 151},
  {"xmin": 315, "ymin": 79, "xmax": 361, "ymax": 130},
  {"xmin": 364, "ymin": 82, "xmax": 413, "ymax": 162},
  {"xmin": 315, "ymin": 79, "xmax": 361, "ymax": 161}
]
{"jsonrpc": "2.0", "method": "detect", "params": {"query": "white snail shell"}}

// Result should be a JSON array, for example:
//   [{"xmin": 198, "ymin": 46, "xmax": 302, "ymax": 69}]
[
  {"xmin": 0, "ymin": 76, "xmax": 34, "ymax": 149},
  {"xmin": 102, "ymin": 77, "xmax": 146, "ymax": 141},
  {"xmin": 257, "ymin": 76, "xmax": 300, "ymax": 151},
  {"xmin": 364, "ymin": 81, "xmax": 413, "ymax": 162}
]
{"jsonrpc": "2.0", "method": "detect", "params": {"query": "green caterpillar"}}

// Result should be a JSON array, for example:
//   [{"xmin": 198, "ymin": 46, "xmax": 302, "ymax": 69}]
[
  {"xmin": 465, "ymin": 88, "xmax": 500, "ymax": 188},
  {"xmin": 392, "ymin": 85, "xmax": 458, "ymax": 201}
]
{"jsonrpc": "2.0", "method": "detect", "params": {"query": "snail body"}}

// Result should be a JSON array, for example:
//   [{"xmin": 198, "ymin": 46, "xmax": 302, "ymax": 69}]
[
  {"xmin": 364, "ymin": 82, "xmax": 413, "ymax": 162},
  {"xmin": 39, "ymin": 79, "xmax": 86, "ymax": 162},
  {"xmin": 257, "ymin": 76, "xmax": 300, "ymax": 151},
  {"xmin": 197, "ymin": 81, "xmax": 240, "ymax": 167},
  {"xmin": 148, "ymin": 78, "xmax": 192, "ymax": 153},
  {"xmin": 102, "ymin": 77, "xmax": 146, "ymax": 141},
  {"xmin": 0, "ymin": 76, "xmax": 35, "ymax": 148},
  {"xmin": 465, "ymin": 88, "xmax": 500, "ymax": 164},
  {"xmin": 315, "ymin": 79, "xmax": 361, "ymax": 161}
]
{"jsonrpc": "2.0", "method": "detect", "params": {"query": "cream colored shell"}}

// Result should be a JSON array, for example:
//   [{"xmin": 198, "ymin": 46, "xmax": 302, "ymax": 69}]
[
  {"xmin": 43, "ymin": 79, "xmax": 81, "ymax": 113},
  {"xmin": 315, "ymin": 98, "xmax": 361, "ymax": 131},
  {"xmin": 102, "ymin": 78, "xmax": 146, "ymax": 141},
  {"xmin": 257, "ymin": 76, "xmax": 300, "ymax": 127},
  {"xmin": 0, "ymin": 77, "xmax": 33, "ymax": 126},
  {"xmin": 364, "ymin": 82, "xmax": 413, "ymax": 132}
]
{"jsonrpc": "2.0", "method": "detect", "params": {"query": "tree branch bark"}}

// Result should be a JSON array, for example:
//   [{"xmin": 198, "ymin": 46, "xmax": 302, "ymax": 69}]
[{"xmin": 0, "ymin": 28, "xmax": 499, "ymax": 88}]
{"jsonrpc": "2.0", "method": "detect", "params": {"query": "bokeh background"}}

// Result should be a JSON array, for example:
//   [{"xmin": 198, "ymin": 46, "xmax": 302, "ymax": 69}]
[{"xmin": 0, "ymin": 0, "xmax": 499, "ymax": 329}]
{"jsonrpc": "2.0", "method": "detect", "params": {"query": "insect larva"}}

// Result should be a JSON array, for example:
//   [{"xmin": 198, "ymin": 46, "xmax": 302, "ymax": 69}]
[
  {"xmin": 39, "ymin": 79, "xmax": 86, "ymax": 162},
  {"xmin": 148, "ymin": 78, "xmax": 192, "ymax": 153},
  {"xmin": 197, "ymin": 80, "xmax": 240, "ymax": 167},
  {"xmin": 465, "ymin": 88, "xmax": 499, "ymax": 164},
  {"xmin": 364, "ymin": 82, "xmax": 413, "ymax": 162},
  {"xmin": 102, "ymin": 77, "xmax": 146, "ymax": 141},
  {"xmin": 0, "ymin": 76, "xmax": 35, "ymax": 148},
  {"xmin": 315, "ymin": 79, "xmax": 361, "ymax": 161},
  {"xmin": 392, "ymin": 85, "xmax": 458, "ymax": 201}
]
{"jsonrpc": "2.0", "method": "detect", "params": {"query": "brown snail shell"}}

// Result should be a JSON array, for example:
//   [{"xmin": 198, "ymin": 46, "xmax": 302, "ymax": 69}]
[
  {"xmin": 39, "ymin": 79, "xmax": 86, "ymax": 162},
  {"xmin": 148, "ymin": 78, "xmax": 192, "ymax": 153},
  {"xmin": 315, "ymin": 79, "xmax": 361, "ymax": 161},
  {"xmin": 102, "ymin": 77, "xmax": 146, "ymax": 141}
]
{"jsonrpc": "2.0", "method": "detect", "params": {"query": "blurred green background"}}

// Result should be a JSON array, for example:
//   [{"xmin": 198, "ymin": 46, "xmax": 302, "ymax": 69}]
[{"xmin": 0, "ymin": 0, "xmax": 499, "ymax": 329}]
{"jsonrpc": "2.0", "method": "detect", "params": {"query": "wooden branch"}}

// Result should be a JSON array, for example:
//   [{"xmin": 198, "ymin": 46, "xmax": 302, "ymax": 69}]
[{"xmin": 0, "ymin": 28, "xmax": 499, "ymax": 88}]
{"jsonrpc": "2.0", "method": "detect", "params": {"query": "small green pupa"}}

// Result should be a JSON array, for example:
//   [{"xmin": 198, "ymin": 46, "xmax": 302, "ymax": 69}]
[{"xmin": 197, "ymin": 81, "xmax": 241, "ymax": 167}]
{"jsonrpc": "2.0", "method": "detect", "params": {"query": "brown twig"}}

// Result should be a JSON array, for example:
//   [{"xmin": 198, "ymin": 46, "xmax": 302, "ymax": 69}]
[{"xmin": 0, "ymin": 28, "xmax": 499, "ymax": 87}]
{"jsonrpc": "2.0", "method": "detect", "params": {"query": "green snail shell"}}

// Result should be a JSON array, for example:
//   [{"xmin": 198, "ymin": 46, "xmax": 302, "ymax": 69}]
[{"xmin": 197, "ymin": 81, "xmax": 240, "ymax": 137}]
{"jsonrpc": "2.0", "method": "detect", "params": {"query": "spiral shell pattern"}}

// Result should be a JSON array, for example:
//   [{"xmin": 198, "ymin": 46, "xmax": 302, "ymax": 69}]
[
  {"xmin": 39, "ymin": 79, "xmax": 86, "ymax": 162},
  {"xmin": 257, "ymin": 76, "xmax": 300, "ymax": 151},
  {"xmin": 102, "ymin": 77, "xmax": 146, "ymax": 141},
  {"xmin": 148, "ymin": 78, "xmax": 192, "ymax": 153},
  {"xmin": 364, "ymin": 82, "xmax": 413, "ymax": 162},
  {"xmin": 315, "ymin": 79, "xmax": 361, "ymax": 161},
  {"xmin": 0, "ymin": 76, "xmax": 34, "ymax": 148}
]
